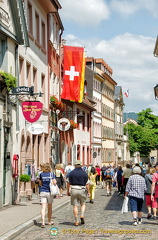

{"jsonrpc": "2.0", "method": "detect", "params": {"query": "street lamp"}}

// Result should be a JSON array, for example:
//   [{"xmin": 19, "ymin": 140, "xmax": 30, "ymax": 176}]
[{"xmin": 154, "ymin": 84, "xmax": 158, "ymax": 100}]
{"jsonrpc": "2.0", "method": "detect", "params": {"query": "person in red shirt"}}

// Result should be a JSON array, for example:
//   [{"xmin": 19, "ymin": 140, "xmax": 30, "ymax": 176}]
[
  {"xmin": 95, "ymin": 165, "xmax": 101, "ymax": 185},
  {"xmin": 151, "ymin": 162, "xmax": 158, "ymax": 221}
]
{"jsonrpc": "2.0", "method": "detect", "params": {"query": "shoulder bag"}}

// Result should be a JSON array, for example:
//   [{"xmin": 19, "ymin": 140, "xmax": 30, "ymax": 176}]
[{"xmin": 49, "ymin": 173, "xmax": 59, "ymax": 195}]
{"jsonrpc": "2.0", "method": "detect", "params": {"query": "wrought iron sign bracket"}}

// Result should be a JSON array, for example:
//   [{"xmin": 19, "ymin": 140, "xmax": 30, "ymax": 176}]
[{"xmin": 8, "ymin": 86, "xmax": 44, "ymax": 104}]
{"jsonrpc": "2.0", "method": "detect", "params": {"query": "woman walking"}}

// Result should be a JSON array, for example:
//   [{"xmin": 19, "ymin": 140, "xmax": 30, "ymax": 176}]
[
  {"xmin": 88, "ymin": 167, "xmax": 98, "ymax": 203},
  {"xmin": 39, "ymin": 163, "xmax": 56, "ymax": 228},
  {"xmin": 145, "ymin": 167, "xmax": 157, "ymax": 219},
  {"xmin": 124, "ymin": 166, "xmax": 147, "ymax": 226},
  {"xmin": 55, "ymin": 164, "xmax": 64, "ymax": 197}
]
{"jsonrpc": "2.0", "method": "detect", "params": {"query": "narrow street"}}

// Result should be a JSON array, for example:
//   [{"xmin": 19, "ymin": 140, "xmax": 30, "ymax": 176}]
[{"xmin": 13, "ymin": 187, "xmax": 158, "ymax": 240}]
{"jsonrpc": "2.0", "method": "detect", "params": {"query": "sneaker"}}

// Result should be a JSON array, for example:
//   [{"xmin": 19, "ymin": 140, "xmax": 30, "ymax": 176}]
[
  {"xmin": 118, "ymin": 192, "xmax": 121, "ymax": 195},
  {"xmin": 147, "ymin": 213, "xmax": 152, "ymax": 219},
  {"xmin": 132, "ymin": 221, "xmax": 137, "ymax": 226},
  {"xmin": 153, "ymin": 216, "xmax": 157, "ymax": 220},
  {"xmin": 138, "ymin": 218, "xmax": 142, "ymax": 225}
]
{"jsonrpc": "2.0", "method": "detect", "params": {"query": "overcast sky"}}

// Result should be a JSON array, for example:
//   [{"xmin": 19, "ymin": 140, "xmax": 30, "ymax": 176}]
[{"xmin": 59, "ymin": 0, "xmax": 158, "ymax": 115}]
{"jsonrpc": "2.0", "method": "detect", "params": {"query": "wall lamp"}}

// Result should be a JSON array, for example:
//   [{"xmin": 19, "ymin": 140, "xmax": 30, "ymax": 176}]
[{"xmin": 154, "ymin": 84, "xmax": 158, "ymax": 100}]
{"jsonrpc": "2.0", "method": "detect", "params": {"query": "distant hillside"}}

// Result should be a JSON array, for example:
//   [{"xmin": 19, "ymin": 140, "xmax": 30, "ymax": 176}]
[{"xmin": 123, "ymin": 112, "xmax": 138, "ymax": 123}]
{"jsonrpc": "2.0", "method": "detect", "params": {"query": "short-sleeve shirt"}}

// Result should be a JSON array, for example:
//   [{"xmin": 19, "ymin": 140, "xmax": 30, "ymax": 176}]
[
  {"xmin": 126, "ymin": 174, "xmax": 147, "ymax": 199},
  {"xmin": 40, "ymin": 172, "xmax": 55, "ymax": 193},
  {"xmin": 69, "ymin": 168, "xmax": 88, "ymax": 186},
  {"xmin": 152, "ymin": 172, "xmax": 158, "ymax": 198}
]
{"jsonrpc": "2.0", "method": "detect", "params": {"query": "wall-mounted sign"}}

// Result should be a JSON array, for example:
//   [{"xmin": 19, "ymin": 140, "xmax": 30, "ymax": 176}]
[
  {"xmin": 28, "ymin": 124, "xmax": 45, "ymax": 135},
  {"xmin": 22, "ymin": 101, "xmax": 43, "ymax": 123},
  {"xmin": 12, "ymin": 86, "xmax": 33, "ymax": 94},
  {"xmin": 0, "ymin": 7, "xmax": 10, "ymax": 28},
  {"xmin": 57, "ymin": 118, "xmax": 70, "ymax": 131},
  {"xmin": 93, "ymin": 152, "xmax": 97, "ymax": 158}
]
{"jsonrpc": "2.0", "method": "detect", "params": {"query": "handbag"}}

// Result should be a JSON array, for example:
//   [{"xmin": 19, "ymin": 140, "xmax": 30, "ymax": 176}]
[
  {"xmin": 121, "ymin": 196, "xmax": 128, "ymax": 213},
  {"xmin": 49, "ymin": 173, "xmax": 59, "ymax": 196}
]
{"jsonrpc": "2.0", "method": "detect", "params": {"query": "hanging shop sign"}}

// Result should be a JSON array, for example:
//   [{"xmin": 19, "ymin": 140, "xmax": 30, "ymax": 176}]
[
  {"xmin": 22, "ymin": 101, "xmax": 43, "ymax": 123},
  {"xmin": 28, "ymin": 124, "xmax": 45, "ymax": 135},
  {"xmin": 57, "ymin": 118, "xmax": 70, "ymax": 131}
]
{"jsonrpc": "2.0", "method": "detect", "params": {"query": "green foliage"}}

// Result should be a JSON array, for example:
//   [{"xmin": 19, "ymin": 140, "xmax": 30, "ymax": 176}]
[
  {"xmin": 137, "ymin": 108, "xmax": 158, "ymax": 129},
  {"xmin": 0, "ymin": 70, "xmax": 16, "ymax": 91},
  {"xmin": 124, "ymin": 109, "xmax": 158, "ymax": 157},
  {"xmin": 19, "ymin": 174, "xmax": 31, "ymax": 182}
]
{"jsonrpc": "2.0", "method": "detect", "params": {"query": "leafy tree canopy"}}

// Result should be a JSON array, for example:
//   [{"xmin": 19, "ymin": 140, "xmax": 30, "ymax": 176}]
[{"xmin": 124, "ymin": 108, "xmax": 158, "ymax": 156}]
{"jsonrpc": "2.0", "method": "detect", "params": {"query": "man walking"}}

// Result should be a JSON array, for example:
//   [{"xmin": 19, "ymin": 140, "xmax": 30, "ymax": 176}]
[{"xmin": 67, "ymin": 160, "xmax": 90, "ymax": 226}]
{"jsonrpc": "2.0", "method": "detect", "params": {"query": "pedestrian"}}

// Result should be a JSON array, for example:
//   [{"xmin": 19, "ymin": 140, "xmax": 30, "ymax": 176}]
[
  {"xmin": 95, "ymin": 165, "xmax": 101, "ymax": 185},
  {"xmin": 88, "ymin": 167, "xmax": 98, "ymax": 203},
  {"xmin": 67, "ymin": 160, "xmax": 90, "ymax": 226},
  {"xmin": 104, "ymin": 165, "xmax": 114, "ymax": 196},
  {"xmin": 55, "ymin": 164, "xmax": 64, "ymax": 197},
  {"xmin": 145, "ymin": 167, "xmax": 157, "ymax": 219},
  {"xmin": 151, "ymin": 162, "xmax": 158, "ymax": 221},
  {"xmin": 64, "ymin": 162, "xmax": 74, "ymax": 181},
  {"xmin": 39, "ymin": 163, "xmax": 56, "ymax": 228},
  {"xmin": 101, "ymin": 164, "xmax": 107, "ymax": 188},
  {"xmin": 122, "ymin": 164, "xmax": 132, "ymax": 195},
  {"xmin": 87, "ymin": 163, "xmax": 93, "ymax": 174},
  {"xmin": 35, "ymin": 164, "xmax": 44, "ymax": 196},
  {"xmin": 117, "ymin": 166, "xmax": 123, "ymax": 196},
  {"xmin": 124, "ymin": 166, "xmax": 147, "ymax": 226}
]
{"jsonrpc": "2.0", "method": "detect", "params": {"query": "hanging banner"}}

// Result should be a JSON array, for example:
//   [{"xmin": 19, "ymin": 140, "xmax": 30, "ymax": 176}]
[
  {"xmin": 22, "ymin": 101, "xmax": 43, "ymax": 123},
  {"xmin": 61, "ymin": 45, "xmax": 85, "ymax": 102}
]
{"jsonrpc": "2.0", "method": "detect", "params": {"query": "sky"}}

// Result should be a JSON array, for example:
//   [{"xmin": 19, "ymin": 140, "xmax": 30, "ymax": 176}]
[{"xmin": 59, "ymin": 0, "xmax": 158, "ymax": 115}]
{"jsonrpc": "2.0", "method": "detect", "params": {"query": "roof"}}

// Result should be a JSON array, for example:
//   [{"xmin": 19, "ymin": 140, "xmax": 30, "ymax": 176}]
[{"xmin": 81, "ymin": 95, "xmax": 96, "ymax": 111}]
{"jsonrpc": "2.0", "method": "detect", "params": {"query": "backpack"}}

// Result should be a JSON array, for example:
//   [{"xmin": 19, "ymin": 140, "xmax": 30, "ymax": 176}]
[{"xmin": 104, "ymin": 169, "xmax": 113, "ymax": 179}]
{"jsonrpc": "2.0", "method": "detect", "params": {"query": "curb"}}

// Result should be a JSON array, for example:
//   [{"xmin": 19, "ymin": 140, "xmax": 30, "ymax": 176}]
[{"xmin": 0, "ymin": 198, "xmax": 70, "ymax": 240}]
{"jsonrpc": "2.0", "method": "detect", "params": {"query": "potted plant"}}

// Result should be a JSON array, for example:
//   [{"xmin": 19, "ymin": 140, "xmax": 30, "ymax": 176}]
[
  {"xmin": 0, "ymin": 71, "xmax": 16, "ymax": 92},
  {"xmin": 19, "ymin": 174, "xmax": 31, "ymax": 202},
  {"xmin": 70, "ymin": 120, "xmax": 78, "ymax": 129}
]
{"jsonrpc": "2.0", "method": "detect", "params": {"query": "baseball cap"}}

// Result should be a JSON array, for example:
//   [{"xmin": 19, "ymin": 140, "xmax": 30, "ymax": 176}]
[{"xmin": 74, "ymin": 160, "xmax": 82, "ymax": 165}]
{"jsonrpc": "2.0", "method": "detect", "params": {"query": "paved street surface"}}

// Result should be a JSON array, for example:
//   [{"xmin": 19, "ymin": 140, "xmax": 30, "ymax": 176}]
[{"xmin": 13, "ymin": 187, "xmax": 158, "ymax": 240}]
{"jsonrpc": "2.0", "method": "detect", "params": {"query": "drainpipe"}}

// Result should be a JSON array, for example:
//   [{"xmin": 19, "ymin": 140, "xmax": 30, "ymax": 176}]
[{"xmin": 15, "ymin": 44, "xmax": 19, "ymax": 132}]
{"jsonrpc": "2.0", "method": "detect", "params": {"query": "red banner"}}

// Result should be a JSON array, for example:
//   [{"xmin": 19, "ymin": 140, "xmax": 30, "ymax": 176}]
[
  {"xmin": 22, "ymin": 101, "xmax": 43, "ymax": 123},
  {"xmin": 61, "ymin": 46, "xmax": 84, "ymax": 102}
]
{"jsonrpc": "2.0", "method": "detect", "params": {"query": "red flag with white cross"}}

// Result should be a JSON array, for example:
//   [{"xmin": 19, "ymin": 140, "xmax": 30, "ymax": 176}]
[{"xmin": 61, "ymin": 45, "xmax": 84, "ymax": 102}]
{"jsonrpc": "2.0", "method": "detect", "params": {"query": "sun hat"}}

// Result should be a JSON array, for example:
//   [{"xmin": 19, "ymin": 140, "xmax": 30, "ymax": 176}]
[
  {"xmin": 132, "ymin": 166, "xmax": 141, "ymax": 174},
  {"xmin": 74, "ymin": 160, "xmax": 82, "ymax": 165}
]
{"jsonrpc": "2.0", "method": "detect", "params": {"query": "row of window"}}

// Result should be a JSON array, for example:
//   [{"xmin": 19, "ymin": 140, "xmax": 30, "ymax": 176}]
[
  {"xmin": 19, "ymin": 56, "xmax": 46, "ymax": 105},
  {"xmin": 93, "ymin": 79, "xmax": 101, "ymax": 92},
  {"xmin": 102, "ymin": 84, "xmax": 114, "ymax": 100},
  {"xmin": 102, "ymin": 104, "xmax": 114, "ymax": 121},
  {"xmin": 27, "ymin": 0, "xmax": 46, "ymax": 50},
  {"xmin": 102, "ymin": 126, "xmax": 114, "ymax": 140}
]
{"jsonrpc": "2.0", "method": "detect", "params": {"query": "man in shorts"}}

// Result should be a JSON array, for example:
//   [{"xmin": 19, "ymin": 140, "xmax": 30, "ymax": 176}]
[{"xmin": 67, "ymin": 160, "xmax": 90, "ymax": 226}]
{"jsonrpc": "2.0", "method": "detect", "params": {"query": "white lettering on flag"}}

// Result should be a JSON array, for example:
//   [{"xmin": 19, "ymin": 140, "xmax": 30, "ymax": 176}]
[{"xmin": 65, "ymin": 66, "xmax": 79, "ymax": 81}]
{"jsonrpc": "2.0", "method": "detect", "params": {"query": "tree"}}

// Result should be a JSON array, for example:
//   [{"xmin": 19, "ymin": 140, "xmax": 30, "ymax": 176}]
[
  {"xmin": 124, "ymin": 109, "xmax": 158, "ymax": 156},
  {"xmin": 137, "ymin": 108, "xmax": 158, "ymax": 129}
]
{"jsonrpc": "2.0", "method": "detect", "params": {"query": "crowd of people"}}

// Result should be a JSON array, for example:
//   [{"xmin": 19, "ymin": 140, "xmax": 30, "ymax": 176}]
[{"xmin": 36, "ymin": 160, "xmax": 158, "ymax": 227}]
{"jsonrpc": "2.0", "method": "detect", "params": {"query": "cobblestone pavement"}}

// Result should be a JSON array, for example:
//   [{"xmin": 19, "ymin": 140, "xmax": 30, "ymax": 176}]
[{"xmin": 13, "ymin": 187, "xmax": 158, "ymax": 240}]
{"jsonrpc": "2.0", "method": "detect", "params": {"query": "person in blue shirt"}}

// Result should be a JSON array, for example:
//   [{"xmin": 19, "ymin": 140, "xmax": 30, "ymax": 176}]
[
  {"xmin": 39, "ymin": 163, "xmax": 56, "ymax": 228},
  {"xmin": 67, "ymin": 160, "xmax": 90, "ymax": 226}
]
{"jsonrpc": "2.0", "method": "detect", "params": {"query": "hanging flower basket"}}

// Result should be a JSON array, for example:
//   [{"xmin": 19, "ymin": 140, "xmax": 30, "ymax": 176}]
[
  {"xmin": 70, "ymin": 120, "xmax": 78, "ymax": 129},
  {"xmin": 50, "ymin": 95, "xmax": 64, "ymax": 111}
]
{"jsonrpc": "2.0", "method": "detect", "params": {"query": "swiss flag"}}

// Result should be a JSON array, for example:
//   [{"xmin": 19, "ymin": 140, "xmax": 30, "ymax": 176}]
[{"xmin": 61, "ymin": 46, "xmax": 84, "ymax": 102}]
